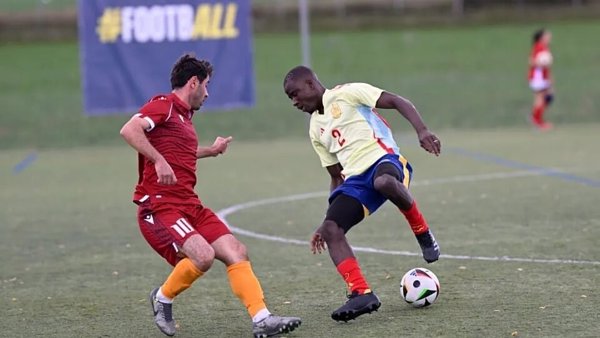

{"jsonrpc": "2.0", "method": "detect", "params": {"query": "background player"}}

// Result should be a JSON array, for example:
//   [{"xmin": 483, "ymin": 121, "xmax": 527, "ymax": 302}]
[
  {"xmin": 528, "ymin": 28, "xmax": 555, "ymax": 130},
  {"xmin": 120, "ymin": 54, "xmax": 301, "ymax": 338},
  {"xmin": 282, "ymin": 66, "xmax": 441, "ymax": 322}
]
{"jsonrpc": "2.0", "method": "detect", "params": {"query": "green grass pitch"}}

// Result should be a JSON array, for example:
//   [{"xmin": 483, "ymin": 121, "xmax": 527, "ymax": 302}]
[{"xmin": 1, "ymin": 125, "xmax": 599, "ymax": 337}]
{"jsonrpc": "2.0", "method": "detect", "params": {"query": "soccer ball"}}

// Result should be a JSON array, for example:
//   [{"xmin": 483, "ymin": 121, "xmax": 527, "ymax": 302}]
[
  {"xmin": 536, "ymin": 51, "xmax": 553, "ymax": 67},
  {"xmin": 400, "ymin": 268, "xmax": 440, "ymax": 307}
]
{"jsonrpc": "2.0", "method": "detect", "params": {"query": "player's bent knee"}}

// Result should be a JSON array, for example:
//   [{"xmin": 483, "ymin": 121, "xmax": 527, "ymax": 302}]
[
  {"xmin": 191, "ymin": 247, "xmax": 215, "ymax": 271},
  {"xmin": 373, "ymin": 174, "xmax": 395, "ymax": 193},
  {"xmin": 231, "ymin": 240, "xmax": 248, "ymax": 260},
  {"xmin": 182, "ymin": 235, "xmax": 215, "ymax": 271},
  {"xmin": 188, "ymin": 253, "xmax": 214, "ymax": 272},
  {"xmin": 211, "ymin": 234, "xmax": 250, "ymax": 265},
  {"xmin": 373, "ymin": 174, "xmax": 405, "ymax": 197}
]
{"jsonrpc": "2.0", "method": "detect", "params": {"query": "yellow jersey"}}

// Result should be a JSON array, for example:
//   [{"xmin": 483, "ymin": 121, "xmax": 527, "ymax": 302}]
[{"xmin": 309, "ymin": 82, "xmax": 401, "ymax": 178}]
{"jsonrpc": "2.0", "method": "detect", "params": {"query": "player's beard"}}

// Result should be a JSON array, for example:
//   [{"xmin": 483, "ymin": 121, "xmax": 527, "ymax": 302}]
[{"xmin": 191, "ymin": 94, "xmax": 205, "ymax": 111}]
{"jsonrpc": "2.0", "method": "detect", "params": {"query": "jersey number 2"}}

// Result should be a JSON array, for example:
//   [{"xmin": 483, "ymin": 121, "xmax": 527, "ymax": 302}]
[{"xmin": 331, "ymin": 129, "xmax": 346, "ymax": 147}]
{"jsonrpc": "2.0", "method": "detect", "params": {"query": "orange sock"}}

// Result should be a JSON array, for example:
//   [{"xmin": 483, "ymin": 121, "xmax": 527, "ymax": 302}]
[
  {"xmin": 227, "ymin": 261, "xmax": 267, "ymax": 318},
  {"xmin": 401, "ymin": 201, "xmax": 430, "ymax": 235},
  {"xmin": 161, "ymin": 258, "xmax": 204, "ymax": 300}
]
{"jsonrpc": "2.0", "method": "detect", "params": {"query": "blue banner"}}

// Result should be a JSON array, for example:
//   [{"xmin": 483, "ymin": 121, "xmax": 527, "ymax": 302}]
[{"xmin": 78, "ymin": 0, "xmax": 254, "ymax": 115}]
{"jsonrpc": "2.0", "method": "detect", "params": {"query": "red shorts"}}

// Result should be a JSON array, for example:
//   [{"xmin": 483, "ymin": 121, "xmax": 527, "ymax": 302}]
[{"xmin": 137, "ymin": 202, "xmax": 231, "ymax": 266}]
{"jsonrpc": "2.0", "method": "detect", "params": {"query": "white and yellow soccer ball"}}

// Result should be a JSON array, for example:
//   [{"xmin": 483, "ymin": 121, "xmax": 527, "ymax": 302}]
[
  {"xmin": 536, "ymin": 51, "xmax": 553, "ymax": 67},
  {"xmin": 400, "ymin": 267, "xmax": 440, "ymax": 307}
]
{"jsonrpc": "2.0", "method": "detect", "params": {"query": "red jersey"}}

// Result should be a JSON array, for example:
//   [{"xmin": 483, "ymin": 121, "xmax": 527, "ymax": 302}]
[
  {"xmin": 528, "ymin": 42, "xmax": 551, "ymax": 80},
  {"xmin": 133, "ymin": 93, "xmax": 201, "ymax": 205}
]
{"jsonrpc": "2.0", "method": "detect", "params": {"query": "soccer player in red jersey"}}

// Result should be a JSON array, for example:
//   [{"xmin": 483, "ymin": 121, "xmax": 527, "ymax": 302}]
[
  {"xmin": 120, "ymin": 54, "xmax": 301, "ymax": 338},
  {"xmin": 528, "ymin": 28, "xmax": 554, "ymax": 130}
]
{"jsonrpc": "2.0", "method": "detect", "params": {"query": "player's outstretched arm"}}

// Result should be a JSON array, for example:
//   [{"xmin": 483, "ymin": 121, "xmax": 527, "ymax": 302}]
[
  {"xmin": 375, "ymin": 92, "xmax": 441, "ymax": 156},
  {"xmin": 196, "ymin": 136, "xmax": 233, "ymax": 159},
  {"xmin": 120, "ymin": 116, "xmax": 177, "ymax": 185}
]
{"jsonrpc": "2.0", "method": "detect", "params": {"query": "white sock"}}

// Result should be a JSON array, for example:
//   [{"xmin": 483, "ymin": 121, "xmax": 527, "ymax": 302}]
[
  {"xmin": 156, "ymin": 287, "xmax": 173, "ymax": 304},
  {"xmin": 252, "ymin": 308, "xmax": 271, "ymax": 323}
]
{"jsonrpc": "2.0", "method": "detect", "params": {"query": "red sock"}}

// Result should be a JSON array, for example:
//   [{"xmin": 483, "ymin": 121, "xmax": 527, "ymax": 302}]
[
  {"xmin": 336, "ymin": 258, "xmax": 370, "ymax": 294},
  {"xmin": 401, "ymin": 201, "xmax": 430, "ymax": 235},
  {"xmin": 532, "ymin": 104, "xmax": 545, "ymax": 124}
]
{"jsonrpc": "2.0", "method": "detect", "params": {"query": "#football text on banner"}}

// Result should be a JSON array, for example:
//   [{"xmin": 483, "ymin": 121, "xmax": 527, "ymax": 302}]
[{"xmin": 78, "ymin": 0, "xmax": 254, "ymax": 115}]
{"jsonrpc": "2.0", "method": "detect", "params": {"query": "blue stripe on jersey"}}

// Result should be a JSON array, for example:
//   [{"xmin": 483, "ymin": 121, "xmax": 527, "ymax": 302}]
[{"xmin": 356, "ymin": 106, "xmax": 400, "ymax": 155}]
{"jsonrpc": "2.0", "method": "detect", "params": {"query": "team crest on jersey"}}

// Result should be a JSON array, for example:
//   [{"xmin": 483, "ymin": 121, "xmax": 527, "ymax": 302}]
[
  {"xmin": 331, "ymin": 103, "xmax": 342, "ymax": 119},
  {"xmin": 330, "ymin": 103, "xmax": 342, "ymax": 119}
]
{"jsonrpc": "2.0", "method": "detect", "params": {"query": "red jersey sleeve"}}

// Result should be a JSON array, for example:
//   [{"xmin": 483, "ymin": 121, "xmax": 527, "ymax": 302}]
[{"xmin": 136, "ymin": 95, "xmax": 173, "ymax": 132}]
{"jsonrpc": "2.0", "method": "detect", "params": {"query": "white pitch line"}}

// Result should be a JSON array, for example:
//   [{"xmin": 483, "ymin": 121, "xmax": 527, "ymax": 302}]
[{"xmin": 216, "ymin": 169, "xmax": 600, "ymax": 266}]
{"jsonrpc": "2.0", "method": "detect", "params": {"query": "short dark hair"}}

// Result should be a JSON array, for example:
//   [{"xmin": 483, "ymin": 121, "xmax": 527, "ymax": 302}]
[
  {"xmin": 170, "ymin": 53, "xmax": 213, "ymax": 89},
  {"xmin": 283, "ymin": 65, "xmax": 315, "ymax": 85},
  {"xmin": 532, "ymin": 28, "xmax": 546, "ymax": 45}
]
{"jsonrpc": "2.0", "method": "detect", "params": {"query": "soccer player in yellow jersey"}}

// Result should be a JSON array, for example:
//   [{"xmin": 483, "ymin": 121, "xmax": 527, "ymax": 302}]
[{"xmin": 283, "ymin": 66, "xmax": 441, "ymax": 322}]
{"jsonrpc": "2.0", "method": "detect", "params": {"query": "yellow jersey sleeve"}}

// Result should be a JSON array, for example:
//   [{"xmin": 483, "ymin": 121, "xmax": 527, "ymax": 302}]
[{"xmin": 337, "ymin": 82, "xmax": 384, "ymax": 107}]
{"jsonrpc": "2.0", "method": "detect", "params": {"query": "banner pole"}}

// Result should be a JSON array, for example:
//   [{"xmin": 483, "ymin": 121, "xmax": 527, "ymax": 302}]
[{"xmin": 299, "ymin": 0, "xmax": 311, "ymax": 67}]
